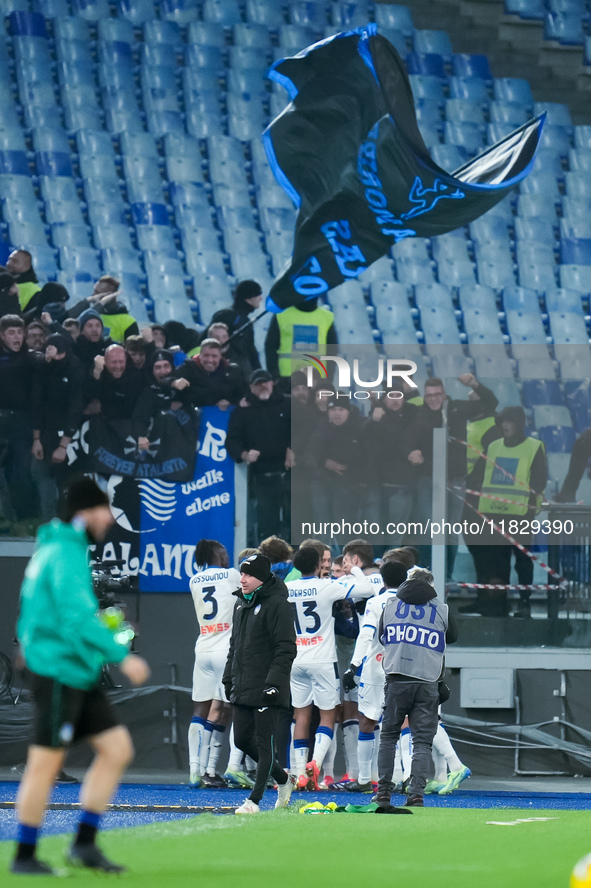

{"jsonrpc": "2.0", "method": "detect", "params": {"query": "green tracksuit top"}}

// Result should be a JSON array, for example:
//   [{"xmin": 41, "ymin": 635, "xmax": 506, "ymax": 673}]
[{"xmin": 17, "ymin": 519, "xmax": 130, "ymax": 690}]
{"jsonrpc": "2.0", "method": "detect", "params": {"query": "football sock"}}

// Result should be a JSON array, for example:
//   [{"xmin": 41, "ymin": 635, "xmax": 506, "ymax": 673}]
[
  {"xmin": 227, "ymin": 724, "xmax": 244, "ymax": 771},
  {"xmin": 393, "ymin": 741, "xmax": 403, "ymax": 785},
  {"xmin": 200, "ymin": 720, "xmax": 215, "ymax": 774},
  {"xmin": 293, "ymin": 739, "xmax": 309, "ymax": 779},
  {"xmin": 188, "ymin": 716, "xmax": 206, "ymax": 778},
  {"xmin": 312, "ymin": 726, "xmax": 333, "ymax": 770},
  {"xmin": 400, "ymin": 727, "xmax": 412, "ymax": 777},
  {"xmin": 371, "ymin": 725, "xmax": 380, "ymax": 783},
  {"xmin": 433, "ymin": 723, "xmax": 463, "ymax": 772},
  {"xmin": 75, "ymin": 810, "xmax": 100, "ymax": 846},
  {"xmin": 343, "ymin": 720, "xmax": 359, "ymax": 780},
  {"xmin": 431, "ymin": 747, "xmax": 447, "ymax": 784},
  {"xmin": 357, "ymin": 731, "xmax": 375, "ymax": 785},
  {"xmin": 323, "ymin": 723, "xmax": 338, "ymax": 779},
  {"xmin": 15, "ymin": 824, "xmax": 39, "ymax": 861},
  {"xmin": 206, "ymin": 724, "xmax": 226, "ymax": 776},
  {"xmin": 245, "ymin": 755, "xmax": 256, "ymax": 771}
]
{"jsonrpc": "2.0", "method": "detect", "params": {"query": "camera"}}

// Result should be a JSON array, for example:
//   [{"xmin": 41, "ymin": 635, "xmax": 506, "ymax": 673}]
[{"xmin": 91, "ymin": 560, "xmax": 138, "ymax": 610}]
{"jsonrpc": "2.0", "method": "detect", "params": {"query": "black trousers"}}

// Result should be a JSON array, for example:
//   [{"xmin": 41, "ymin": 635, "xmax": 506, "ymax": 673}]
[{"xmin": 232, "ymin": 704, "xmax": 288, "ymax": 805}]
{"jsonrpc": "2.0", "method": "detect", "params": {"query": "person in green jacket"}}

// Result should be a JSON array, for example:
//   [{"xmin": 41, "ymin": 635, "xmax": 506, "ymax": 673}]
[{"xmin": 12, "ymin": 478, "xmax": 150, "ymax": 877}]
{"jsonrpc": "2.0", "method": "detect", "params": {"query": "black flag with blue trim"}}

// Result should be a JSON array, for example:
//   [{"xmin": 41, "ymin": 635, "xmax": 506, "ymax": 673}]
[{"xmin": 263, "ymin": 25, "xmax": 545, "ymax": 312}]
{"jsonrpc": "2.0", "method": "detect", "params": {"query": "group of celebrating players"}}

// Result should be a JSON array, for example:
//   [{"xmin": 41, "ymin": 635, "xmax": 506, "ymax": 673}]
[{"xmin": 188, "ymin": 535, "xmax": 471, "ymax": 800}]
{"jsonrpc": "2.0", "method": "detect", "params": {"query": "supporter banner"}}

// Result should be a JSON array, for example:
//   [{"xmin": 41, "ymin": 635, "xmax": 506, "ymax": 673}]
[
  {"xmin": 138, "ymin": 406, "xmax": 235, "ymax": 593},
  {"xmin": 88, "ymin": 411, "xmax": 198, "ymax": 483},
  {"xmin": 264, "ymin": 25, "xmax": 544, "ymax": 311}
]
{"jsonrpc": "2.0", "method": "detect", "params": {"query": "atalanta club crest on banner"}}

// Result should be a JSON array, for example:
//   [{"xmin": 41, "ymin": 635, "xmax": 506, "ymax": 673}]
[{"xmin": 138, "ymin": 407, "xmax": 235, "ymax": 592}]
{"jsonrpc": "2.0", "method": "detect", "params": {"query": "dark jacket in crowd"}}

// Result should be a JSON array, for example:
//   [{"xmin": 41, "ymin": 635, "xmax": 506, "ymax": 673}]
[
  {"xmin": 226, "ymin": 388, "xmax": 291, "ymax": 475},
  {"xmin": 0, "ymin": 273, "xmax": 21, "ymax": 319},
  {"xmin": 32, "ymin": 339, "xmax": 84, "ymax": 444},
  {"xmin": 556, "ymin": 428, "xmax": 591, "ymax": 502},
  {"xmin": 74, "ymin": 333, "xmax": 113, "ymax": 372},
  {"xmin": 23, "ymin": 282, "xmax": 69, "ymax": 324},
  {"xmin": 306, "ymin": 408, "xmax": 364, "ymax": 485},
  {"xmin": 179, "ymin": 355, "xmax": 245, "ymax": 407},
  {"xmin": 210, "ymin": 300, "xmax": 261, "ymax": 379},
  {"xmin": 415, "ymin": 382, "xmax": 499, "ymax": 478},
  {"xmin": 363, "ymin": 402, "xmax": 422, "ymax": 487},
  {"xmin": 131, "ymin": 374, "xmax": 194, "ymax": 440},
  {"xmin": 222, "ymin": 573, "xmax": 297, "ymax": 709},
  {"xmin": 0, "ymin": 343, "xmax": 42, "ymax": 413},
  {"xmin": 84, "ymin": 365, "xmax": 146, "ymax": 420}
]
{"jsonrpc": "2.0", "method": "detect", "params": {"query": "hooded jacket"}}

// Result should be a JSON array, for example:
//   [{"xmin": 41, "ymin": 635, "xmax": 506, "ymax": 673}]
[
  {"xmin": 225, "ymin": 388, "xmax": 291, "ymax": 475},
  {"xmin": 179, "ymin": 354, "xmax": 245, "ymax": 407},
  {"xmin": 222, "ymin": 573, "xmax": 296, "ymax": 708},
  {"xmin": 17, "ymin": 520, "xmax": 130, "ymax": 690}
]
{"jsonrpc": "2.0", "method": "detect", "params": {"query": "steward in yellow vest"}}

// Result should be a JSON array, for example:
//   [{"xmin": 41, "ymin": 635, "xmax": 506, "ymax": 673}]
[
  {"xmin": 466, "ymin": 415, "xmax": 497, "ymax": 475},
  {"xmin": 264, "ymin": 298, "xmax": 336, "ymax": 381},
  {"xmin": 5, "ymin": 249, "xmax": 42, "ymax": 311}
]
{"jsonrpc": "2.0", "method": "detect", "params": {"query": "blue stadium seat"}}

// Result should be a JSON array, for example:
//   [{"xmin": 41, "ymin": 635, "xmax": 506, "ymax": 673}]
[
  {"xmin": 522, "ymin": 378, "xmax": 563, "ymax": 406},
  {"xmin": 150, "ymin": 278, "xmax": 196, "ymax": 327},
  {"xmin": 503, "ymin": 285, "xmax": 541, "ymax": 313},
  {"xmin": 0, "ymin": 150, "xmax": 30, "ymax": 176},
  {"xmin": 258, "ymin": 205, "xmax": 295, "ymax": 234},
  {"xmin": 247, "ymin": 0, "xmax": 285, "ymax": 27},
  {"xmin": 444, "ymin": 121, "xmax": 484, "ymax": 155},
  {"xmin": 222, "ymin": 227, "xmax": 262, "ymax": 254},
  {"xmin": 546, "ymin": 288, "xmax": 584, "ymax": 315},
  {"xmin": 9, "ymin": 11, "xmax": 47, "ymax": 37},
  {"xmin": 520, "ymin": 172, "xmax": 560, "ymax": 199},
  {"xmin": 405, "ymin": 52, "xmax": 446, "ymax": 79},
  {"xmin": 493, "ymin": 77, "xmax": 533, "ymax": 108},
  {"xmin": 51, "ymin": 222, "xmax": 91, "ymax": 247},
  {"xmin": 124, "ymin": 156, "xmax": 163, "ymax": 195},
  {"xmin": 185, "ymin": 248, "xmax": 226, "ymax": 278},
  {"xmin": 489, "ymin": 101, "xmax": 528, "ymax": 127},
  {"xmin": 515, "ymin": 217, "xmax": 556, "ymax": 245},
  {"xmin": 144, "ymin": 20, "xmax": 181, "ymax": 45},
  {"xmin": 187, "ymin": 21, "xmax": 225, "ymax": 48},
  {"xmin": 446, "ymin": 98, "xmax": 485, "ymax": 126},
  {"xmin": 516, "ymin": 241, "xmax": 557, "ymax": 267},
  {"xmin": 169, "ymin": 180, "xmax": 210, "ymax": 209},
  {"xmin": 92, "ymin": 224, "xmax": 134, "ymax": 250},
  {"xmin": 562, "ymin": 196, "xmax": 591, "ymax": 223},
  {"xmin": 277, "ymin": 23, "xmax": 315, "ymax": 52},
  {"xmin": 544, "ymin": 11, "xmax": 584, "ymax": 45},
  {"xmin": 203, "ymin": 0, "xmax": 241, "ymax": 26},
  {"xmin": 533, "ymin": 406, "xmax": 572, "ymax": 433},
  {"xmin": 414, "ymin": 281, "xmax": 454, "ymax": 312},
  {"xmin": 565, "ymin": 171, "xmax": 591, "ymax": 199},
  {"xmin": 187, "ymin": 110, "xmax": 224, "ymax": 139},
  {"xmin": 98, "ymin": 40, "xmax": 134, "ymax": 69},
  {"xmin": 414, "ymin": 29, "xmax": 453, "ymax": 60},
  {"xmin": 227, "ymin": 68, "xmax": 267, "ymax": 96},
  {"xmin": 518, "ymin": 261, "xmax": 557, "ymax": 291},
  {"xmin": 53, "ymin": 16, "xmax": 90, "ymax": 41},
  {"xmin": 117, "ymin": 0, "xmax": 156, "ymax": 23},
  {"xmin": 370, "ymin": 280, "xmax": 411, "ymax": 309},
  {"xmin": 166, "ymin": 155, "xmax": 206, "ymax": 184},
  {"xmin": 79, "ymin": 154, "xmax": 119, "ymax": 184},
  {"xmin": 160, "ymin": 0, "xmax": 199, "ymax": 24},
  {"xmin": 420, "ymin": 305, "xmax": 462, "ymax": 348},
  {"xmin": 448, "ymin": 76, "xmax": 489, "ymax": 104},
  {"xmin": 56, "ymin": 60, "xmax": 95, "ymax": 90},
  {"xmin": 574, "ymin": 126, "xmax": 591, "ymax": 149},
  {"xmin": 539, "ymin": 425, "xmax": 576, "ymax": 453},
  {"xmin": 234, "ymin": 22, "xmax": 272, "ymax": 50},
  {"xmin": 452, "ymin": 53, "xmax": 491, "ymax": 80},
  {"xmin": 143, "ymin": 250, "xmax": 183, "ymax": 278},
  {"xmin": 56, "ymin": 38, "xmax": 91, "ymax": 63},
  {"xmin": 228, "ymin": 46, "xmax": 269, "ymax": 72},
  {"xmin": 230, "ymin": 252, "xmax": 271, "ymax": 283},
  {"xmin": 119, "ymin": 132, "xmax": 157, "ymax": 159},
  {"xmin": 463, "ymin": 308, "xmax": 504, "ymax": 344},
  {"xmin": 63, "ymin": 83, "xmax": 102, "ymax": 111},
  {"xmin": 561, "ymin": 238, "xmax": 591, "ymax": 265},
  {"xmin": 131, "ymin": 202, "xmax": 169, "ymax": 226},
  {"xmin": 98, "ymin": 18, "xmax": 135, "ymax": 44},
  {"xmin": 34, "ymin": 0, "xmax": 70, "ymax": 15},
  {"xmin": 181, "ymin": 227, "xmax": 221, "ymax": 255},
  {"xmin": 560, "ymin": 265, "xmax": 591, "ymax": 292},
  {"xmin": 416, "ymin": 97, "xmax": 442, "ymax": 124},
  {"xmin": 88, "ymin": 202, "xmax": 127, "ymax": 227},
  {"xmin": 176, "ymin": 205, "xmax": 215, "ymax": 230},
  {"xmin": 142, "ymin": 66, "xmax": 178, "ymax": 93},
  {"xmin": 35, "ymin": 151, "xmax": 72, "ymax": 178},
  {"xmin": 506, "ymin": 308, "xmax": 547, "ymax": 346},
  {"xmin": 26, "ymin": 243, "xmax": 58, "ymax": 276},
  {"xmin": 185, "ymin": 44, "xmax": 223, "ymax": 71},
  {"xmin": 569, "ymin": 148, "xmax": 591, "ymax": 172},
  {"xmin": 39, "ymin": 176, "xmax": 78, "ymax": 203},
  {"xmin": 408, "ymin": 74, "xmax": 445, "ymax": 104},
  {"xmin": 136, "ymin": 225, "xmax": 177, "ymax": 255},
  {"xmin": 561, "ymin": 217, "xmax": 591, "ymax": 241},
  {"xmin": 505, "ymin": 0, "xmax": 545, "ymax": 19},
  {"xmin": 376, "ymin": 304, "xmax": 418, "ymax": 343},
  {"xmin": 458, "ymin": 283, "xmax": 498, "ymax": 313},
  {"xmin": 59, "ymin": 245, "xmax": 101, "ymax": 275},
  {"xmin": 102, "ymin": 247, "xmax": 143, "ymax": 276},
  {"xmin": 0, "ymin": 176, "xmax": 36, "ymax": 209},
  {"xmin": 539, "ymin": 124, "xmax": 571, "ymax": 156},
  {"xmin": 72, "ymin": 0, "xmax": 111, "ymax": 19},
  {"xmin": 142, "ymin": 43, "xmax": 178, "ymax": 68},
  {"xmin": 549, "ymin": 310, "xmax": 589, "ymax": 344},
  {"xmin": 45, "ymin": 199, "xmax": 85, "ymax": 226},
  {"xmin": 432, "ymin": 233, "xmax": 471, "ymax": 263},
  {"xmin": 531, "ymin": 148, "xmax": 564, "ymax": 181},
  {"xmin": 76, "ymin": 130, "xmax": 115, "ymax": 158},
  {"xmin": 8, "ymin": 220, "xmax": 47, "ymax": 245},
  {"xmin": 469, "ymin": 214, "xmax": 509, "ymax": 244},
  {"xmin": 84, "ymin": 178, "xmax": 125, "ymax": 207},
  {"xmin": 534, "ymin": 101, "xmax": 573, "ymax": 131},
  {"xmin": 477, "ymin": 259, "xmax": 516, "ymax": 289},
  {"xmin": 516, "ymin": 193, "xmax": 557, "ymax": 218},
  {"xmin": 375, "ymin": 4, "xmax": 415, "ymax": 37},
  {"xmin": 438, "ymin": 259, "xmax": 477, "ymax": 287}
]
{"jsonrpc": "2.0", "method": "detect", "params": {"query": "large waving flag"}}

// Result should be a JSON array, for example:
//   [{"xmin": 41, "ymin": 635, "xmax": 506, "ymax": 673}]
[{"xmin": 263, "ymin": 25, "xmax": 545, "ymax": 312}]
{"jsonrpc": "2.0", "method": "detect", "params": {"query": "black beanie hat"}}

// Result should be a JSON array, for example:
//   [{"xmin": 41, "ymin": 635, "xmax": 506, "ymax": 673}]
[
  {"xmin": 240, "ymin": 552, "xmax": 272, "ymax": 583},
  {"xmin": 46, "ymin": 332, "xmax": 68, "ymax": 355},
  {"xmin": 152, "ymin": 348, "xmax": 174, "ymax": 367},
  {"xmin": 0, "ymin": 272, "xmax": 15, "ymax": 294},
  {"xmin": 63, "ymin": 477, "xmax": 109, "ymax": 522},
  {"xmin": 234, "ymin": 280, "xmax": 262, "ymax": 305}
]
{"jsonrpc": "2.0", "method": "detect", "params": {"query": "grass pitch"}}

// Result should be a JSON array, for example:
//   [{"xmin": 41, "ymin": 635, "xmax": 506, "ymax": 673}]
[{"xmin": 1, "ymin": 805, "xmax": 589, "ymax": 886}]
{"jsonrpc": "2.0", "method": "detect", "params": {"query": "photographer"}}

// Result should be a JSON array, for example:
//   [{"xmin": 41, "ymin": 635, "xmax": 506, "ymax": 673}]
[{"xmin": 12, "ymin": 478, "xmax": 150, "ymax": 876}]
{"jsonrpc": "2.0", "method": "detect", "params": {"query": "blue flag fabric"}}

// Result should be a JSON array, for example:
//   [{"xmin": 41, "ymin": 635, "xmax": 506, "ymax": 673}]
[{"xmin": 264, "ymin": 25, "xmax": 545, "ymax": 312}]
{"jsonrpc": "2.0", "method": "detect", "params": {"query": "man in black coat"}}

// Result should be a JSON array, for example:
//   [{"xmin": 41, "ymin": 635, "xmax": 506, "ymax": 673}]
[
  {"xmin": 226, "ymin": 370, "xmax": 292, "ymax": 543},
  {"xmin": 223, "ymin": 554, "xmax": 297, "ymax": 814},
  {"xmin": 131, "ymin": 348, "xmax": 195, "ymax": 448},
  {"xmin": 178, "ymin": 338, "xmax": 245, "ymax": 409},
  {"xmin": 209, "ymin": 279, "xmax": 263, "ymax": 380}
]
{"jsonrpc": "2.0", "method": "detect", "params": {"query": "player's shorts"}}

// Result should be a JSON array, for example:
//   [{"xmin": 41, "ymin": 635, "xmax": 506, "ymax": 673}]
[
  {"xmin": 290, "ymin": 661, "xmax": 340, "ymax": 710},
  {"xmin": 358, "ymin": 679, "xmax": 386, "ymax": 723},
  {"xmin": 192, "ymin": 647, "xmax": 228, "ymax": 703},
  {"xmin": 29, "ymin": 671, "xmax": 119, "ymax": 749},
  {"xmin": 336, "ymin": 635, "xmax": 358, "ymax": 703}
]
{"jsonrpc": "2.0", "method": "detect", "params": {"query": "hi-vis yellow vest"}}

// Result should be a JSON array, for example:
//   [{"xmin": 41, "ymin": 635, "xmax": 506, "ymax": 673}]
[
  {"xmin": 17, "ymin": 281, "xmax": 41, "ymax": 311},
  {"xmin": 100, "ymin": 312, "xmax": 136, "ymax": 343},
  {"xmin": 466, "ymin": 416, "xmax": 496, "ymax": 474},
  {"xmin": 277, "ymin": 305, "xmax": 334, "ymax": 377},
  {"xmin": 479, "ymin": 436, "xmax": 544, "ymax": 516}
]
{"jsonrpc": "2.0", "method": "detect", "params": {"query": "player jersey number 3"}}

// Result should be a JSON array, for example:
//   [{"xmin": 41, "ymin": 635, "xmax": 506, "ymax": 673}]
[
  {"xmin": 201, "ymin": 586, "xmax": 218, "ymax": 620},
  {"xmin": 291, "ymin": 601, "xmax": 321, "ymax": 634}
]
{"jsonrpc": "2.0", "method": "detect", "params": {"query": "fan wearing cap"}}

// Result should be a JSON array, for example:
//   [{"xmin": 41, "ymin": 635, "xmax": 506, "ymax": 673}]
[
  {"xmin": 30, "ymin": 334, "xmax": 84, "ymax": 521},
  {"xmin": 131, "ymin": 348, "xmax": 195, "ymax": 451},
  {"xmin": 209, "ymin": 279, "xmax": 264, "ymax": 379},
  {"xmin": 226, "ymin": 369, "xmax": 293, "ymax": 542},
  {"xmin": 12, "ymin": 478, "xmax": 150, "ymax": 876},
  {"xmin": 222, "ymin": 553, "xmax": 297, "ymax": 814}
]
